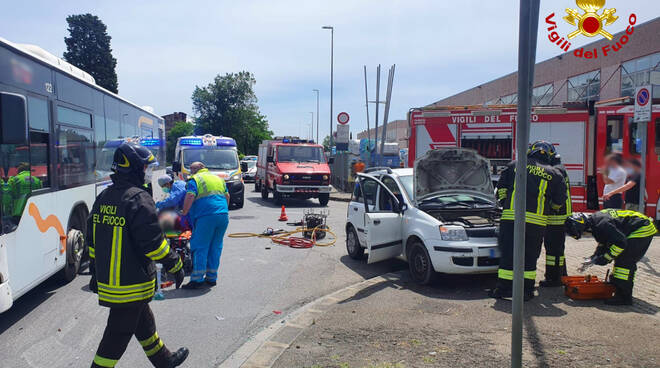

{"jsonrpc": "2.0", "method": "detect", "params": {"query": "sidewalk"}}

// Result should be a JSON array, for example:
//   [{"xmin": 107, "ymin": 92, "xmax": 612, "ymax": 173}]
[
  {"xmin": 329, "ymin": 186, "xmax": 352, "ymax": 202},
  {"xmin": 240, "ymin": 237, "xmax": 660, "ymax": 368}
]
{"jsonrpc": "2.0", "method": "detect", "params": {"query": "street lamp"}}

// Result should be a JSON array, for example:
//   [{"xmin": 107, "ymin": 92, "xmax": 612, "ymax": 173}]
[
  {"xmin": 322, "ymin": 25, "xmax": 334, "ymax": 147},
  {"xmin": 309, "ymin": 112, "xmax": 314, "ymax": 141},
  {"xmin": 312, "ymin": 89, "xmax": 320, "ymax": 143}
]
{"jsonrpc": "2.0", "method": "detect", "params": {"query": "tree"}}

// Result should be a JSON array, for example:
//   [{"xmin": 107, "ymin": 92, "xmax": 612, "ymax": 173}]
[
  {"xmin": 192, "ymin": 71, "xmax": 272, "ymax": 155},
  {"xmin": 322, "ymin": 135, "xmax": 331, "ymax": 151},
  {"xmin": 166, "ymin": 121, "xmax": 194, "ymax": 164},
  {"xmin": 63, "ymin": 14, "xmax": 118, "ymax": 93}
]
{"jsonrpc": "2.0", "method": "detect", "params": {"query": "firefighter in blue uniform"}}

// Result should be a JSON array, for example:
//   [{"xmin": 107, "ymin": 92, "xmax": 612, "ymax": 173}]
[
  {"xmin": 491, "ymin": 141, "xmax": 567, "ymax": 301},
  {"xmin": 565, "ymin": 210, "xmax": 657, "ymax": 305},
  {"xmin": 87, "ymin": 142, "xmax": 188, "ymax": 368},
  {"xmin": 540, "ymin": 154, "xmax": 572, "ymax": 287}
]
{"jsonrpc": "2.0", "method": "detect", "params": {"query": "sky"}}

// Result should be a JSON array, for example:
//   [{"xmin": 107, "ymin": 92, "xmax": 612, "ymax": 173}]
[{"xmin": 1, "ymin": 1, "xmax": 658, "ymax": 141}]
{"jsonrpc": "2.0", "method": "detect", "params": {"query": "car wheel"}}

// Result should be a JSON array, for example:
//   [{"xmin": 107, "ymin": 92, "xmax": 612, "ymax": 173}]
[
  {"xmin": 60, "ymin": 229, "xmax": 84, "ymax": 282},
  {"xmin": 346, "ymin": 226, "xmax": 364, "ymax": 260},
  {"xmin": 318, "ymin": 193, "xmax": 329, "ymax": 206},
  {"xmin": 261, "ymin": 182, "xmax": 269, "ymax": 200},
  {"xmin": 274, "ymin": 188, "xmax": 283, "ymax": 205},
  {"xmin": 236, "ymin": 194, "xmax": 245, "ymax": 209},
  {"xmin": 408, "ymin": 240, "xmax": 435, "ymax": 285}
]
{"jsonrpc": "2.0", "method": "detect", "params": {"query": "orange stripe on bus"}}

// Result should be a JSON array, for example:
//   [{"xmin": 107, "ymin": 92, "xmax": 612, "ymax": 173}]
[{"xmin": 28, "ymin": 203, "xmax": 67, "ymax": 254}]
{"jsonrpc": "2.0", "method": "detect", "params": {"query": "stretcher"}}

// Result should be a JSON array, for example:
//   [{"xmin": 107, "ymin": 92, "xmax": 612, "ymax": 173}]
[{"xmin": 561, "ymin": 274, "xmax": 616, "ymax": 300}]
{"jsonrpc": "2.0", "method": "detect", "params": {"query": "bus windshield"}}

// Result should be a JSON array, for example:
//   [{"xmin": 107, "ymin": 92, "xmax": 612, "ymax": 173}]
[
  {"xmin": 277, "ymin": 146, "xmax": 324, "ymax": 163},
  {"xmin": 183, "ymin": 148, "xmax": 239, "ymax": 170}
]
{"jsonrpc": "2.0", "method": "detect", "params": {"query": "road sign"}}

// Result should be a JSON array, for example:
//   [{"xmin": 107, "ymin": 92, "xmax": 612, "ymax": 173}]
[
  {"xmin": 337, "ymin": 112, "xmax": 350, "ymax": 125},
  {"xmin": 336, "ymin": 124, "xmax": 349, "ymax": 151},
  {"xmin": 634, "ymin": 85, "xmax": 652, "ymax": 122}
]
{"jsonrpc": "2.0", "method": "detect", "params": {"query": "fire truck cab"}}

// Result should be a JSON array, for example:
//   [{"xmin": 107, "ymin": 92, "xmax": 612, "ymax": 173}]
[
  {"xmin": 256, "ymin": 137, "xmax": 332, "ymax": 206},
  {"xmin": 409, "ymin": 102, "xmax": 660, "ymax": 220}
]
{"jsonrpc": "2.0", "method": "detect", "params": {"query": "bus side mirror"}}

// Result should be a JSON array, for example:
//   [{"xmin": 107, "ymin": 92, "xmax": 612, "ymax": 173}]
[
  {"xmin": 0, "ymin": 93, "xmax": 28, "ymax": 145},
  {"xmin": 172, "ymin": 161, "xmax": 182, "ymax": 173},
  {"xmin": 267, "ymin": 156, "xmax": 274, "ymax": 163},
  {"xmin": 240, "ymin": 162, "xmax": 248, "ymax": 172}
]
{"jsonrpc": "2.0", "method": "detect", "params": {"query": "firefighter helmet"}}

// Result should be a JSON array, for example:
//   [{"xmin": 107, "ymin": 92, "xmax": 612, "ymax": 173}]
[
  {"xmin": 551, "ymin": 153, "xmax": 562, "ymax": 166},
  {"xmin": 112, "ymin": 142, "xmax": 157, "ymax": 183},
  {"xmin": 565, "ymin": 213, "xmax": 590, "ymax": 239},
  {"xmin": 527, "ymin": 140, "xmax": 556, "ymax": 164}
]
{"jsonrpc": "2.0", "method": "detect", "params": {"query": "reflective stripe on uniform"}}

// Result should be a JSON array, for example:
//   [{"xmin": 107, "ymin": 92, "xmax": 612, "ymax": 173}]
[
  {"xmin": 97, "ymin": 279, "xmax": 155, "ymax": 304},
  {"xmin": 559, "ymin": 256, "xmax": 565, "ymax": 266},
  {"xmin": 89, "ymin": 246, "xmax": 96, "ymax": 259},
  {"xmin": 192, "ymin": 169, "xmax": 227, "ymax": 199},
  {"xmin": 498, "ymin": 269, "xmax": 513, "ymax": 280},
  {"xmin": 501, "ymin": 210, "xmax": 547, "ymax": 226},
  {"xmin": 547, "ymin": 214, "xmax": 569, "ymax": 225},
  {"xmin": 497, "ymin": 188, "xmax": 508, "ymax": 200},
  {"xmin": 109, "ymin": 226, "xmax": 123, "ymax": 286},
  {"xmin": 609, "ymin": 245, "xmax": 624, "ymax": 257},
  {"xmin": 524, "ymin": 270, "xmax": 536, "ymax": 280},
  {"xmin": 93, "ymin": 355, "xmax": 118, "ymax": 367},
  {"xmin": 629, "ymin": 224, "xmax": 658, "ymax": 238},
  {"xmin": 168, "ymin": 258, "xmax": 183, "ymax": 273},
  {"xmin": 546, "ymin": 255, "xmax": 556, "ymax": 266},
  {"xmin": 613, "ymin": 267, "xmax": 630, "ymax": 281},
  {"xmin": 139, "ymin": 332, "xmax": 159, "ymax": 347},
  {"xmin": 146, "ymin": 239, "xmax": 170, "ymax": 261},
  {"xmin": 537, "ymin": 180, "xmax": 547, "ymax": 216},
  {"xmin": 145, "ymin": 340, "xmax": 164, "ymax": 357}
]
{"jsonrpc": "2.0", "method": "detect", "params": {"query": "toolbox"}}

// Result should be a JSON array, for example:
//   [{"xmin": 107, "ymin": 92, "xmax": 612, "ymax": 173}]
[{"xmin": 561, "ymin": 274, "xmax": 616, "ymax": 300}]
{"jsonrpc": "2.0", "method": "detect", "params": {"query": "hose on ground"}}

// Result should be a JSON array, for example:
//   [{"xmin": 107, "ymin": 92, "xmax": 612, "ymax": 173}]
[{"xmin": 228, "ymin": 226, "xmax": 337, "ymax": 248}]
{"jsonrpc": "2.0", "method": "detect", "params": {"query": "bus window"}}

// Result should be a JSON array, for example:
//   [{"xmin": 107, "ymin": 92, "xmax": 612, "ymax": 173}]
[
  {"xmin": 628, "ymin": 120, "xmax": 642, "ymax": 155},
  {"xmin": 606, "ymin": 117, "xmax": 623, "ymax": 153},
  {"xmin": 57, "ymin": 127, "xmax": 95, "ymax": 188},
  {"xmin": 1, "ymin": 142, "xmax": 41, "ymax": 233},
  {"xmin": 29, "ymin": 132, "xmax": 50, "ymax": 188},
  {"xmin": 27, "ymin": 96, "xmax": 49, "ymax": 132}
]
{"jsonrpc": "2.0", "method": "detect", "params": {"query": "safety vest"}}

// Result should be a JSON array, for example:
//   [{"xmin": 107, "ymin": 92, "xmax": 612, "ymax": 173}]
[
  {"xmin": 191, "ymin": 168, "xmax": 227, "ymax": 199},
  {"xmin": 8, "ymin": 171, "xmax": 42, "ymax": 217},
  {"xmin": 1, "ymin": 179, "xmax": 12, "ymax": 215}
]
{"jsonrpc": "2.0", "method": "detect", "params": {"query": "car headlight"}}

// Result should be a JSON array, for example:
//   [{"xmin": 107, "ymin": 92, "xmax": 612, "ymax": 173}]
[
  {"xmin": 322, "ymin": 175, "xmax": 329, "ymax": 180},
  {"xmin": 439, "ymin": 226, "xmax": 468, "ymax": 241},
  {"xmin": 230, "ymin": 174, "xmax": 241, "ymax": 181},
  {"xmin": 283, "ymin": 174, "xmax": 290, "ymax": 180}
]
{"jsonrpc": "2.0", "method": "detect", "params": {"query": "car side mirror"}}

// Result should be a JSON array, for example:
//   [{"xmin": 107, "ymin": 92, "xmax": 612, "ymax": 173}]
[
  {"xmin": 400, "ymin": 203, "xmax": 408, "ymax": 214},
  {"xmin": 328, "ymin": 157, "xmax": 335, "ymax": 164},
  {"xmin": 0, "ymin": 93, "xmax": 28, "ymax": 145},
  {"xmin": 267, "ymin": 156, "xmax": 274, "ymax": 163},
  {"xmin": 172, "ymin": 161, "xmax": 182, "ymax": 173},
  {"xmin": 240, "ymin": 162, "xmax": 248, "ymax": 172}
]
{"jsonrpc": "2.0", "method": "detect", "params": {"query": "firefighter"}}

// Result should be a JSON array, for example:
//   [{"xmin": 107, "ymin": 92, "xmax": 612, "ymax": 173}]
[
  {"xmin": 565, "ymin": 210, "xmax": 657, "ymax": 305},
  {"xmin": 87, "ymin": 142, "xmax": 188, "ymax": 368},
  {"xmin": 491, "ymin": 141, "xmax": 567, "ymax": 301},
  {"xmin": 1, "ymin": 177, "xmax": 12, "ymax": 217},
  {"xmin": 540, "ymin": 153, "xmax": 572, "ymax": 287}
]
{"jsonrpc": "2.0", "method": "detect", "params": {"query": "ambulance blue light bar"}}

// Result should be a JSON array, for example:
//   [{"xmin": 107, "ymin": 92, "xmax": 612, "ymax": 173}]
[
  {"xmin": 217, "ymin": 138, "xmax": 236, "ymax": 146},
  {"xmin": 140, "ymin": 138, "xmax": 161, "ymax": 147},
  {"xmin": 180, "ymin": 138, "xmax": 203, "ymax": 146}
]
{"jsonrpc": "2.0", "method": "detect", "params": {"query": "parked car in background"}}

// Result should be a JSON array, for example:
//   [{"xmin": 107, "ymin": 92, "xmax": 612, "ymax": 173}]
[
  {"xmin": 241, "ymin": 160, "xmax": 257, "ymax": 182},
  {"xmin": 345, "ymin": 148, "xmax": 501, "ymax": 284}
]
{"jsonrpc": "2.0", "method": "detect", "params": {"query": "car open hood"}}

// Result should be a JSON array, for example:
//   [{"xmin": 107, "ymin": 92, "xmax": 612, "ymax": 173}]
[{"xmin": 414, "ymin": 148, "xmax": 494, "ymax": 201}]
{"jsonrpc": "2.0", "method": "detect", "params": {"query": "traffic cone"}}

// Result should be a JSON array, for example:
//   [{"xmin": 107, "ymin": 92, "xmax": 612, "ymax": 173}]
[{"xmin": 278, "ymin": 205, "xmax": 288, "ymax": 221}]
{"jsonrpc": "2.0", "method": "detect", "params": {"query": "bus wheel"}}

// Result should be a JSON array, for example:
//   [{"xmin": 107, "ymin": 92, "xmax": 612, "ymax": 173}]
[{"xmin": 60, "ymin": 229, "xmax": 84, "ymax": 282}]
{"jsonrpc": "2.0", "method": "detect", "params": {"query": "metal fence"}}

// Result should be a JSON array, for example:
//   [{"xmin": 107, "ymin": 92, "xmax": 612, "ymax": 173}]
[{"xmin": 330, "ymin": 152, "xmax": 354, "ymax": 193}]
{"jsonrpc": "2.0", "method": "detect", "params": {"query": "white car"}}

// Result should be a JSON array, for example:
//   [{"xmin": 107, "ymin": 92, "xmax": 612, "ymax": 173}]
[{"xmin": 345, "ymin": 148, "xmax": 501, "ymax": 284}]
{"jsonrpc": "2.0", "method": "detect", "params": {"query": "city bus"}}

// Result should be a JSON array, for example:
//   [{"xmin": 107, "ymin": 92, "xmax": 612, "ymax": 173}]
[{"xmin": 0, "ymin": 37, "xmax": 166, "ymax": 312}]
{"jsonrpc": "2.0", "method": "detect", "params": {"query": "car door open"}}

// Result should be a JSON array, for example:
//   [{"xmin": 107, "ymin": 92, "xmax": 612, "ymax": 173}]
[{"xmin": 358, "ymin": 175, "xmax": 404, "ymax": 264}]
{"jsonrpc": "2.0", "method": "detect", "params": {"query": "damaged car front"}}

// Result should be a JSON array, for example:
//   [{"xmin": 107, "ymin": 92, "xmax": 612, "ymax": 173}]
[{"xmin": 408, "ymin": 148, "xmax": 501, "ymax": 274}]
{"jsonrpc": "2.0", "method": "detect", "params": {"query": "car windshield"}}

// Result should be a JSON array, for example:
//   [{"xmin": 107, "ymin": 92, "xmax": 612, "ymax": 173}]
[
  {"xmin": 398, "ymin": 175, "xmax": 414, "ymax": 200},
  {"xmin": 244, "ymin": 161, "xmax": 256, "ymax": 169},
  {"xmin": 277, "ymin": 146, "xmax": 323, "ymax": 163},
  {"xmin": 183, "ymin": 148, "xmax": 238, "ymax": 170}
]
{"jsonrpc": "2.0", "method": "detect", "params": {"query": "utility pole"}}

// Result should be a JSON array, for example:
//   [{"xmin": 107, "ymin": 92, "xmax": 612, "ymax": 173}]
[
  {"xmin": 374, "ymin": 64, "xmax": 381, "ymax": 152},
  {"xmin": 313, "ymin": 89, "xmax": 320, "ymax": 143},
  {"xmin": 364, "ymin": 66, "xmax": 370, "ymax": 144},
  {"xmin": 309, "ymin": 112, "xmax": 314, "ymax": 140},
  {"xmin": 380, "ymin": 65, "xmax": 396, "ymax": 154},
  {"xmin": 322, "ymin": 26, "xmax": 334, "ymax": 147},
  {"xmin": 511, "ymin": 1, "xmax": 540, "ymax": 368}
]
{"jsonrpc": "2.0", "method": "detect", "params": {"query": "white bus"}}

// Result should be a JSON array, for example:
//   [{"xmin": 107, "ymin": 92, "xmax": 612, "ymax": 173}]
[{"xmin": 0, "ymin": 37, "xmax": 166, "ymax": 312}]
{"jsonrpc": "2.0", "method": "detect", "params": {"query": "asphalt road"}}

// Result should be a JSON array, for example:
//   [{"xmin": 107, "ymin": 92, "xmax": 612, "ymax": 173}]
[{"xmin": 0, "ymin": 185, "xmax": 405, "ymax": 368}]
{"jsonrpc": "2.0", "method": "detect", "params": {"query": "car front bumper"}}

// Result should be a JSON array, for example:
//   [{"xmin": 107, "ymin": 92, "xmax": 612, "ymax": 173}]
[
  {"xmin": 276, "ymin": 184, "xmax": 331, "ymax": 194},
  {"xmin": 426, "ymin": 237, "xmax": 500, "ymax": 274}
]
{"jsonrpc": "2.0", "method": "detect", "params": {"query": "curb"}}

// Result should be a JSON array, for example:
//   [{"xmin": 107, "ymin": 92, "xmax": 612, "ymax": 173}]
[
  {"xmin": 217, "ymin": 271, "xmax": 406, "ymax": 368},
  {"xmin": 329, "ymin": 195, "xmax": 351, "ymax": 202}
]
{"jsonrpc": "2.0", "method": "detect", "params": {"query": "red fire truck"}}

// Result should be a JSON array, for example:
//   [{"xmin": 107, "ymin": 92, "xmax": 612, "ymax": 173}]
[
  {"xmin": 408, "ymin": 100, "xmax": 660, "ymax": 219},
  {"xmin": 256, "ymin": 137, "xmax": 332, "ymax": 206}
]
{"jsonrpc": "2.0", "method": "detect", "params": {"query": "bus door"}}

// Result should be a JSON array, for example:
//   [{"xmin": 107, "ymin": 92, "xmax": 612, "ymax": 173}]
[
  {"xmin": 624, "ymin": 111, "xmax": 660, "ymax": 219},
  {"xmin": 595, "ymin": 112, "xmax": 625, "ymax": 209}
]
